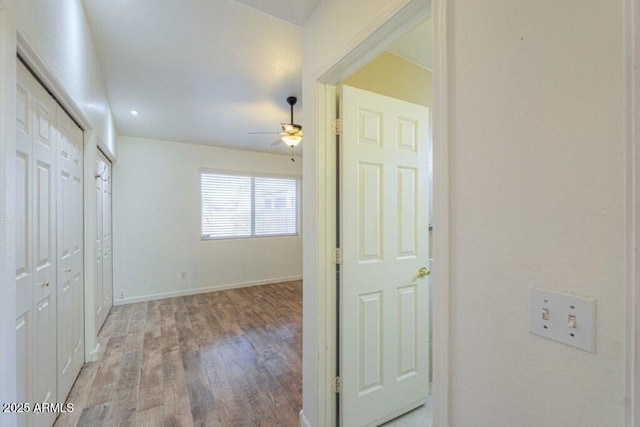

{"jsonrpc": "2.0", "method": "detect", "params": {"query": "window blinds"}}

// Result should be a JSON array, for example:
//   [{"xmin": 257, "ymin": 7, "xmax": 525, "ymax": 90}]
[{"xmin": 201, "ymin": 172, "xmax": 298, "ymax": 239}]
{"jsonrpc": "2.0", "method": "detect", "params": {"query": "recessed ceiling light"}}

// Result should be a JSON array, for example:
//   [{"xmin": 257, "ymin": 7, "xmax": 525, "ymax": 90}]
[{"xmin": 130, "ymin": 110, "xmax": 139, "ymax": 116}]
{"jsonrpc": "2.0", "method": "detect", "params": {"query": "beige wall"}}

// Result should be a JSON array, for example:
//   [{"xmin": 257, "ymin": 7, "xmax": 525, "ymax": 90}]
[
  {"xmin": 343, "ymin": 51, "xmax": 432, "ymax": 107},
  {"xmin": 302, "ymin": 0, "xmax": 627, "ymax": 426}
]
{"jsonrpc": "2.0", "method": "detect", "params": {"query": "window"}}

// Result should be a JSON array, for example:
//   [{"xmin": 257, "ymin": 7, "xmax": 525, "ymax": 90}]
[{"xmin": 201, "ymin": 171, "xmax": 299, "ymax": 239}]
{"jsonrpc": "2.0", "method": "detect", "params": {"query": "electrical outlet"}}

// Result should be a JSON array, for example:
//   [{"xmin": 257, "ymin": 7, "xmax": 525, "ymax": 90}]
[{"xmin": 119, "ymin": 290, "xmax": 124, "ymax": 299}]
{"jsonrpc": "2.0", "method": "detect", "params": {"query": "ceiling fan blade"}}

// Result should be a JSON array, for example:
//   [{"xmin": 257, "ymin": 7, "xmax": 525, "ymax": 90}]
[
  {"xmin": 271, "ymin": 138, "xmax": 283, "ymax": 146},
  {"xmin": 248, "ymin": 131, "xmax": 281, "ymax": 134}
]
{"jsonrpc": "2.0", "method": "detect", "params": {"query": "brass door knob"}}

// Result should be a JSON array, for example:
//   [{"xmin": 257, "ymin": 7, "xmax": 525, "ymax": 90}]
[{"xmin": 418, "ymin": 267, "xmax": 430, "ymax": 277}]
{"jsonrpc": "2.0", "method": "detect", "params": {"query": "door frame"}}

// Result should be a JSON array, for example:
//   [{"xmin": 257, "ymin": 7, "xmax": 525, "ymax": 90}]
[
  {"xmin": 625, "ymin": 0, "xmax": 639, "ymax": 425},
  {"xmin": 312, "ymin": 0, "xmax": 450, "ymax": 424}
]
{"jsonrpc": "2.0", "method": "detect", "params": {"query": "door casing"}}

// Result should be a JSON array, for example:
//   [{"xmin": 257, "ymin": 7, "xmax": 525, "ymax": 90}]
[{"xmin": 625, "ymin": 0, "xmax": 640, "ymax": 425}]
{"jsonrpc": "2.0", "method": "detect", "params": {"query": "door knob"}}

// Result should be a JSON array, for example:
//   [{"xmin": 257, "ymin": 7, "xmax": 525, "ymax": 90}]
[
  {"xmin": 63, "ymin": 267, "xmax": 71, "ymax": 272},
  {"xmin": 418, "ymin": 267, "xmax": 430, "ymax": 277},
  {"xmin": 39, "ymin": 281, "xmax": 49, "ymax": 287}
]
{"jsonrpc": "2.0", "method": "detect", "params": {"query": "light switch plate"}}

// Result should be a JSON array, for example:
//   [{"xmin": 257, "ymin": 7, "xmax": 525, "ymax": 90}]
[{"xmin": 528, "ymin": 287, "xmax": 596, "ymax": 352}]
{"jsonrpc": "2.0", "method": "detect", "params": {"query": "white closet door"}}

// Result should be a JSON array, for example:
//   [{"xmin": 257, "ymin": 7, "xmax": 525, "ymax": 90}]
[
  {"xmin": 56, "ymin": 104, "xmax": 84, "ymax": 401},
  {"xmin": 101, "ymin": 156, "xmax": 113, "ymax": 318},
  {"xmin": 16, "ymin": 60, "xmax": 58, "ymax": 427},
  {"xmin": 15, "ymin": 60, "xmax": 34, "ymax": 427},
  {"xmin": 95, "ymin": 156, "xmax": 104, "ymax": 332},
  {"xmin": 95, "ymin": 150, "xmax": 112, "ymax": 334}
]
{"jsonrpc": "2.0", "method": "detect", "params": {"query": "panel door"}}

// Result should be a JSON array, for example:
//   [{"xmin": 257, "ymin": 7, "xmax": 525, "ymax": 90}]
[
  {"xmin": 95, "ymin": 150, "xmax": 113, "ymax": 334},
  {"xmin": 69, "ymin": 114, "xmax": 85, "ymax": 393},
  {"xmin": 101, "ymin": 156, "xmax": 113, "ymax": 317},
  {"xmin": 95, "ymin": 156, "xmax": 104, "ymax": 332},
  {"xmin": 339, "ymin": 85, "xmax": 431, "ymax": 426},
  {"xmin": 15, "ymin": 61, "xmax": 34, "ymax": 427},
  {"xmin": 56, "ymin": 105, "xmax": 85, "ymax": 401},
  {"xmin": 16, "ymin": 60, "xmax": 58, "ymax": 427}
]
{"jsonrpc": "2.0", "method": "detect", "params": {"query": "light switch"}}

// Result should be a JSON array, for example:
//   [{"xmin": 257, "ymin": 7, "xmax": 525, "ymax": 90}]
[
  {"xmin": 568, "ymin": 314, "xmax": 577, "ymax": 329},
  {"xmin": 528, "ymin": 287, "xmax": 596, "ymax": 352}
]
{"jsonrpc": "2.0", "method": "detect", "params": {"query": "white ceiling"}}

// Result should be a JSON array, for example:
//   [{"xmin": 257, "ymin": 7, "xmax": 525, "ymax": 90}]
[
  {"xmin": 231, "ymin": 0, "xmax": 320, "ymax": 27},
  {"xmin": 82, "ymin": 0, "xmax": 431, "ymax": 156},
  {"xmin": 82, "ymin": 0, "xmax": 320, "ymax": 155}
]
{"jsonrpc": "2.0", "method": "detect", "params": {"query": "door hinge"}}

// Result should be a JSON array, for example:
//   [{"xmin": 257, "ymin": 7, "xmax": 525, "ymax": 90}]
[
  {"xmin": 332, "ymin": 118, "xmax": 342, "ymax": 136},
  {"xmin": 332, "ymin": 376, "xmax": 342, "ymax": 393},
  {"xmin": 331, "ymin": 248, "xmax": 343, "ymax": 265}
]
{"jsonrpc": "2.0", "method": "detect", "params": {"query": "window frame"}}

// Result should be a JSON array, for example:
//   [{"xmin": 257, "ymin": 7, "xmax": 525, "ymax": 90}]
[{"xmin": 200, "ymin": 168, "xmax": 301, "ymax": 241}]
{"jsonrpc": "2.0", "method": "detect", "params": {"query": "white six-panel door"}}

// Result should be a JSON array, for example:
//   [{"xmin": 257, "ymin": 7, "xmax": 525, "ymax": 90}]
[
  {"xmin": 102, "ymin": 157, "xmax": 113, "ymax": 322},
  {"xmin": 95, "ymin": 151, "xmax": 112, "ymax": 334},
  {"xmin": 16, "ymin": 60, "xmax": 84, "ymax": 427},
  {"xmin": 56, "ymin": 104, "xmax": 84, "ymax": 402},
  {"xmin": 339, "ymin": 85, "xmax": 431, "ymax": 427},
  {"xmin": 16, "ymin": 60, "xmax": 59, "ymax": 427},
  {"xmin": 16, "ymin": 59, "xmax": 35, "ymax": 427},
  {"xmin": 95, "ymin": 155, "xmax": 104, "ymax": 328}
]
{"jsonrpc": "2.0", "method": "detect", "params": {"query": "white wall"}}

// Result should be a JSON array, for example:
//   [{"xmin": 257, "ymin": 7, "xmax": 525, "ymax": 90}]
[
  {"xmin": 113, "ymin": 136, "xmax": 302, "ymax": 303},
  {"xmin": 0, "ymin": 0, "xmax": 116, "ymax": 423},
  {"xmin": 302, "ymin": 1, "xmax": 627, "ymax": 427},
  {"xmin": 0, "ymin": 6, "xmax": 18, "ymax": 424},
  {"xmin": 448, "ymin": 0, "xmax": 624, "ymax": 425},
  {"xmin": 8, "ymin": 0, "xmax": 116, "ymax": 157}
]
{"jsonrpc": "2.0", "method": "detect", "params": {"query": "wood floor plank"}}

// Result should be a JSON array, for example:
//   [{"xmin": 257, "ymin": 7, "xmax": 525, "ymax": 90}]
[
  {"xmin": 75, "ymin": 403, "xmax": 110, "ymax": 427},
  {"xmin": 108, "ymin": 349, "xmax": 143, "ymax": 426},
  {"xmin": 160, "ymin": 299, "xmax": 180, "ymax": 351},
  {"xmin": 86, "ymin": 336, "xmax": 126, "ymax": 407},
  {"xmin": 54, "ymin": 281, "xmax": 302, "ymax": 427},
  {"xmin": 145, "ymin": 299, "xmax": 162, "ymax": 339},
  {"xmin": 53, "ymin": 361, "xmax": 101, "ymax": 427},
  {"xmin": 134, "ymin": 406, "xmax": 163, "ymax": 427},
  {"xmin": 137, "ymin": 333, "xmax": 163, "ymax": 412},
  {"xmin": 162, "ymin": 346, "xmax": 195, "ymax": 427}
]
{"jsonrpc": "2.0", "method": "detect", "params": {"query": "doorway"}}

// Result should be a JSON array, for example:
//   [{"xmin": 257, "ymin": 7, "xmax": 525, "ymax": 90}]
[
  {"xmin": 309, "ymin": 0, "xmax": 450, "ymax": 423},
  {"xmin": 335, "ymin": 21, "xmax": 434, "ymax": 427}
]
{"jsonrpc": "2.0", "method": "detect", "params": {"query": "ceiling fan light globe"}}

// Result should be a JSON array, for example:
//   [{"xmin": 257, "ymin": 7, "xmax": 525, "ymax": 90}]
[{"xmin": 282, "ymin": 135, "xmax": 302, "ymax": 147}]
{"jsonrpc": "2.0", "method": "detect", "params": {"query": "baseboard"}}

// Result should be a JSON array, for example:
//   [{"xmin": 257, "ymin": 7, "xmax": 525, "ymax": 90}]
[
  {"xmin": 113, "ymin": 275, "xmax": 303, "ymax": 305},
  {"xmin": 299, "ymin": 410, "xmax": 312, "ymax": 427}
]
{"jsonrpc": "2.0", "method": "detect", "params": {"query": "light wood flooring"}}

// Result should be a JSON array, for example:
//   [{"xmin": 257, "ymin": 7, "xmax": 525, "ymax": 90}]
[{"xmin": 54, "ymin": 281, "xmax": 302, "ymax": 427}]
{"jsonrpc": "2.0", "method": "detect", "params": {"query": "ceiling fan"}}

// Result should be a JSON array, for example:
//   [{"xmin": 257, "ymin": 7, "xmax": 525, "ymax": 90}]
[{"xmin": 249, "ymin": 96, "xmax": 303, "ymax": 161}]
